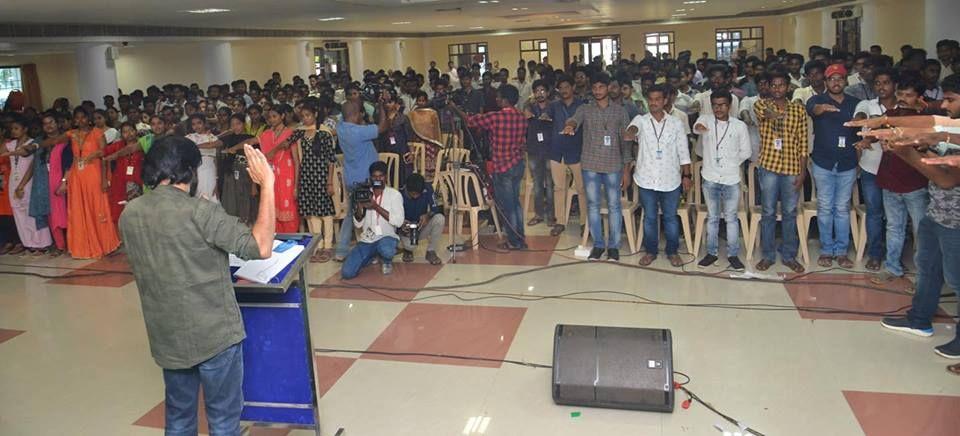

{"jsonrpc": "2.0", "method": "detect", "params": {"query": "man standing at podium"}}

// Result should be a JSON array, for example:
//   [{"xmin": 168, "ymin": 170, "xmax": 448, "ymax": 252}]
[{"xmin": 120, "ymin": 136, "xmax": 277, "ymax": 436}]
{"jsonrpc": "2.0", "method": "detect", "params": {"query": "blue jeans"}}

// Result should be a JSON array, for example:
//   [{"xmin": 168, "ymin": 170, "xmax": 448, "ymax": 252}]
[
  {"xmin": 528, "ymin": 153, "xmax": 555, "ymax": 221},
  {"xmin": 493, "ymin": 161, "xmax": 526, "ymax": 248},
  {"xmin": 703, "ymin": 180, "xmax": 741, "ymax": 257},
  {"xmin": 859, "ymin": 171, "xmax": 885, "ymax": 259},
  {"xmin": 335, "ymin": 187, "xmax": 356, "ymax": 258},
  {"xmin": 639, "ymin": 186, "xmax": 682, "ymax": 255},
  {"xmin": 811, "ymin": 164, "xmax": 856, "ymax": 257},
  {"xmin": 341, "ymin": 236, "xmax": 398, "ymax": 279},
  {"xmin": 162, "ymin": 342, "xmax": 244, "ymax": 436},
  {"xmin": 759, "ymin": 167, "xmax": 800, "ymax": 262},
  {"xmin": 882, "ymin": 188, "xmax": 929, "ymax": 276},
  {"xmin": 906, "ymin": 216, "xmax": 960, "ymax": 341},
  {"xmin": 583, "ymin": 170, "xmax": 623, "ymax": 250}
]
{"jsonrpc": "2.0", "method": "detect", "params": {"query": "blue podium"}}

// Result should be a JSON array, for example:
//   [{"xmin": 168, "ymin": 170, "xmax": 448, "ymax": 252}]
[{"xmin": 232, "ymin": 234, "xmax": 322, "ymax": 435}]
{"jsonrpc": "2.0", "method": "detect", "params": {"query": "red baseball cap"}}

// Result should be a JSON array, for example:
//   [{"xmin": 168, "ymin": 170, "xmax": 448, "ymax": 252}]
[{"xmin": 825, "ymin": 64, "xmax": 848, "ymax": 78}]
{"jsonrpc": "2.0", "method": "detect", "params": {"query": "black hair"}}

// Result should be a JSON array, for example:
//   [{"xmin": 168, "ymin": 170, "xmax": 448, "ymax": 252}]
[
  {"xmin": 229, "ymin": 113, "xmax": 246, "ymax": 125},
  {"xmin": 644, "ymin": 83, "xmax": 670, "ymax": 98},
  {"xmin": 405, "ymin": 173, "xmax": 425, "ymax": 193},
  {"xmin": 942, "ymin": 74, "xmax": 960, "ymax": 94},
  {"xmin": 874, "ymin": 67, "xmax": 898, "ymax": 82},
  {"xmin": 188, "ymin": 113, "xmax": 206, "ymax": 125},
  {"xmin": 142, "ymin": 135, "xmax": 201, "ymax": 189},
  {"xmin": 591, "ymin": 74, "xmax": 610, "ymax": 86},
  {"xmin": 532, "ymin": 79, "xmax": 548, "ymax": 91},
  {"xmin": 706, "ymin": 64, "xmax": 729, "ymax": 78},
  {"xmin": 497, "ymin": 84, "xmax": 520, "ymax": 105},
  {"xmin": 768, "ymin": 69, "xmax": 790, "ymax": 84},
  {"xmin": 897, "ymin": 73, "xmax": 926, "ymax": 95},
  {"xmin": 925, "ymin": 59, "xmax": 943, "ymax": 69},
  {"xmin": 804, "ymin": 60, "xmax": 827, "ymax": 75},
  {"xmin": 710, "ymin": 89, "xmax": 733, "ymax": 105},
  {"xmin": 556, "ymin": 75, "xmax": 575, "ymax": 88},
  {"xmin": 369, "ymin": 160, "xmax": 388, "ymax": 175}
]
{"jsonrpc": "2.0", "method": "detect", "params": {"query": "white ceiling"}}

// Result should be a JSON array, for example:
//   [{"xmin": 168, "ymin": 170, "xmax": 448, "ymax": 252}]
[{"xmin": 0, "ymin": 0, "xmax": 825, "ymax": 34}]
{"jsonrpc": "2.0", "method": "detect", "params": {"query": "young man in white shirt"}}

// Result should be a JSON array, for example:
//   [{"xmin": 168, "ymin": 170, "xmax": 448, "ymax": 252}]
[
  {"xmin": 739, "ymin": 72, "xmax": 771, "ymax": 163},
  {"xmin": 691, "ymin": 65, "xmax": 741, "ymax": 120},
  {"xmin": 512, "ymin": 67, "xmax": 533, "ymax": 109},
  {"xmin": 625, "ymin": 84, "xmax": 693, "ymax": 267},
  {"xmin": 693, "ymin": 90, "xmax": 752, "ymax": 270},
  {"xmin": 851, "ymin": 68, "xmax": 897, "ymax": 271},
  {"xmin": 341, "ymin": 161, "xmax": 406, "ymax": 279}
]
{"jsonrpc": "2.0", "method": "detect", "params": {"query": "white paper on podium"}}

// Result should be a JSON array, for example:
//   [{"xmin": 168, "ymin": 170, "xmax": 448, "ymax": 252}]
[{"xmin": 232, "ymin": 240, "xmax": 305, "ymax": 284}]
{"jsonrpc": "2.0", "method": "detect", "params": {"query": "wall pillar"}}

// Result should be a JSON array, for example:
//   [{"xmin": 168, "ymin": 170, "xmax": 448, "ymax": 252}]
[
  {"xmin": 201, "ymin": 42, "xmax": 233, "ymax": 87},
  {"xmin": 75, "ymin": 44, "xmax": 119, "ymax": 103}
]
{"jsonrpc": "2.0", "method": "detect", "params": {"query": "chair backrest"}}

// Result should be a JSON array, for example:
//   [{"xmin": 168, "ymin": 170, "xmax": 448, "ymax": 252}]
[
  {"xmin": 408, "ymin": 142, "xmax": 427, "ymax": 176},
  {"xmin": 330, "ymin": 165, "xmax": 348, "ymax": 219},
  {"xmin": 747, "ymin": 162, "xmax": 760, "ymax": 208},
  {"xmin": 434, "ymin": 148, "xmax": 471, "ymax": 175},
  {"xmin": 378, "ymin": 152, "xmax": 401, "ymax": 189},
  {"xmin": 441, "ymin": 132, "xmax": 463, "ymax": 148},
  {"xmin": 437, "ymin": 170, "xmax": 486, "ymax": 210},
  {"xmin": 691, "ymin": 160, "xmax": 705, "ymax": 206}
]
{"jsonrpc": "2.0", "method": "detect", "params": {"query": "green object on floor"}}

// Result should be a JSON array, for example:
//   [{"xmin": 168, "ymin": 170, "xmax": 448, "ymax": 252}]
[{"xmin": 570, "ymin": 411, "xmax": 581, "ymax": 418}]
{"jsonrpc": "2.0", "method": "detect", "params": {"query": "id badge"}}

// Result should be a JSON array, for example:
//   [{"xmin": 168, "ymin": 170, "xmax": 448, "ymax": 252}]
[
  {"xmin": 603, "ymin": 135, "xmax": 612, "ymax": 147},
  {"xmin": 234, "ymin": 170, "xmax": 240, "ymax": 180},
  {"xmin": 537, "ymin": 132, "xmax": 544, "ymax": 143},
  {"xmin": 389, "ymin": 136, "xmax": 397, "ymax": 145},
  {"xmin": 656, "ymin": 150, "xmax": 664, "ymax": 160},
  {"xmin": 126, "ymin": 166, "xmax": 134, "ymax": 176},
  {"xmin": 374, "ymin": 225, "xmax": 383, "ymax": 236},
  {"xmin": 46, "ymin": 163, "xmax": 51, "ymax": 171},
  {"xmin": 774, "ymin": 138, "xmax": 783, "ymax": 151},
  {"xmin": 838, "ymin": 136, "xmax": 847, "ymax": 148}
]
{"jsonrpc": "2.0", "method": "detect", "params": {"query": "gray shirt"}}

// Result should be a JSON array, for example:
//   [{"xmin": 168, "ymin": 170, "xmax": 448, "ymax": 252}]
[
  {"xmin": 928, "ymin": 151, "xmax": 960, "ymax": 229},
  {"xmin": 567, "ymin": 100, "xmax": 632, "ymax": 173},
  {"xmin": 119, "ymin": 185, "xmax": 264, "ymax": 369}
]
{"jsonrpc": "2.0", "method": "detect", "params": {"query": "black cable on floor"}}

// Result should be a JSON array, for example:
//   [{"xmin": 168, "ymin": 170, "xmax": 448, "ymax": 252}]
[{"xmin": 313, "ymin": 347, "xmax": 553, "ymax": 369}]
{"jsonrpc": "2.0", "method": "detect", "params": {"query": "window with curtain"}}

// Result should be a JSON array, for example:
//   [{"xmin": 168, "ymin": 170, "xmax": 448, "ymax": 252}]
[
  {"xmin": 645, "ymin": 32, "xmax": 675, "ymax": 59},
  {"xmin": 0, "ymin": 66, "xmax": 23, "ymax": 108}
]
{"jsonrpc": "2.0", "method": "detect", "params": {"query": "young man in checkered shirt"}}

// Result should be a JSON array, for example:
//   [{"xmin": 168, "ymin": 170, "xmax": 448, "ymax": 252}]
[{"xmin": 450, "ymin": 84, "xmax": 529, "ymax": 249}]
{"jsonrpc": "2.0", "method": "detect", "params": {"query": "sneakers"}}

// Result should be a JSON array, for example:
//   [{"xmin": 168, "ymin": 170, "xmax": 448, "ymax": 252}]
[
  {"xmin": 934, "ymin": 341, "xmax": 960, "ymax": 359},
  {"xmin": 881, "ymin": 317, "xmax": 933, "ymax": 337},
  {"xmin": 698, "ymin": 254, "xmax": 718, "ymax": 268},
  {"xmin": 381, "ymin": 262, "xmax": 393, "ymax": 275},
  {"xmin": 587, "ymin": 247, "xmax": 605, "ymax": 261},
  {"xmin": 606, "ymin": 249, "xmax": 620, "ymax": 262},
  {"xmin": 728, "ymin": 256, "xmax": 745, "ymax": 271}
]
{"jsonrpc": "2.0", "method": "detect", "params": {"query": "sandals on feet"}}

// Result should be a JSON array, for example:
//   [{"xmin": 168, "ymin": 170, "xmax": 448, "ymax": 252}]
[
  {"xmin": 948, "ymin": 363, "xmax": 960, "ymax": 376},
  {"xmin": 817, "ymin": 256, "xmax": 833, "ymax": 267},
  {"xmin": 550, "ymin": 224, "xmax": 565, "ymax": 237},
  {"xmin": 638, "ymin": 254, "xmax": 657, "ymax": 266},
  {"xmin": 783, "ymin": 260, "xmax": 805, "ymax": 273},
  {"xmin": 527, "ymin": 216, "xmax": 544, "ymax": 226},
  {"xmin": 755, "ymin": 259, "xmax": 774, "ymax": 271},
  {"xmin": 425, "ymin": 251, "xmax": 442, "ymax": 265},
  {"xmin": 402, "ymin": 250, "xmax": 414, "ymax": 263},
  {"xmin": 865, "ymin": 257, "xmax": 882, "ymax": 271},
  {"xmin": 836, "ymin": 256, "xmax": 854, "ymax": 269}
]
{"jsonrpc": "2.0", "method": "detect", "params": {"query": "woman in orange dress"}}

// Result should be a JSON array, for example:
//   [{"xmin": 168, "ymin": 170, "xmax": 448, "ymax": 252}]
[
  {"xmin": 241, "ymin": 105, "xmax": 300, "ymax": 232},
  {"xmin": 45, "ymin": 108, "xmax": 120, "ymax": 259}
]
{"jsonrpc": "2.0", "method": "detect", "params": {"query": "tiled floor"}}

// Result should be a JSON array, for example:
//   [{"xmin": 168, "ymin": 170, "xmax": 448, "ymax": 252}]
[{"xmin": 1, "ymin": 220, "xmax": 958, "ymax": 436}]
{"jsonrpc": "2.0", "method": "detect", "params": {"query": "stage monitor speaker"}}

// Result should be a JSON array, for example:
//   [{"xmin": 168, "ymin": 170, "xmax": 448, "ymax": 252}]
[{"xmin": 552, "ymin": 324, "xmax": 674, "ymax": 413}]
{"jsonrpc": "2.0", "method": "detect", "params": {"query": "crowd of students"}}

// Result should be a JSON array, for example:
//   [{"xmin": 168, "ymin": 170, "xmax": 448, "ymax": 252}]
[{"xmin": 1, "ymin": 39, "xmax": 959, "ymax": 272}]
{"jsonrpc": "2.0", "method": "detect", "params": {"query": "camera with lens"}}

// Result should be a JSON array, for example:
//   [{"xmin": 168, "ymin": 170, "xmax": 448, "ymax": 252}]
[
  {"xmin": 352, "ymin": 178, "xmax": 385, "ymax": 204},
  {"xmin": 361, "ymin": 82, "xmax": 382, "ymax": 102},
  {"xmin": 400, "ymin": 222, "xmax": 421, "ymax": 246}
]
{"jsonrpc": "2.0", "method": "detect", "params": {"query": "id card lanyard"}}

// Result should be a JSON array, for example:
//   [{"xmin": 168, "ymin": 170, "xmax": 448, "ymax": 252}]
[
  {"xmin": 651, "ymin": 117, "xmax": 665, "ymax": 159},
  {"xmin": 714, "ymin": 119, "xmax": 730, "ymax": 166}
]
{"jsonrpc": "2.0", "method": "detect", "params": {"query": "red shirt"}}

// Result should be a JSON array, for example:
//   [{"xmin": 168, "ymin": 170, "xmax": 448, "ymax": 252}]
[
  {"xmin": 877, "ymin": 107, "xmax": 928, "ymax": 193},
  {"xmin": 467, "ymin": 107, "xmax": 528, "ymax": 174}
]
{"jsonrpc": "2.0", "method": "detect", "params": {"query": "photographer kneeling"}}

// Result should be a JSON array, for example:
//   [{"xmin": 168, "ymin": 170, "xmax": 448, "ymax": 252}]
[
  {"xmin": 400, "ymin": 173, "xmax": 445, "ymax": 265},
  {"xmin": 341, "ymin": 161, "xmax": 405, "ymax": 279}
]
